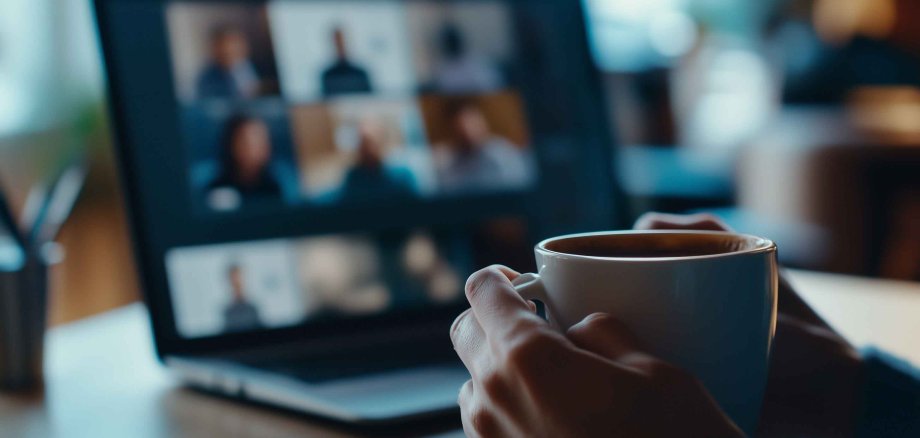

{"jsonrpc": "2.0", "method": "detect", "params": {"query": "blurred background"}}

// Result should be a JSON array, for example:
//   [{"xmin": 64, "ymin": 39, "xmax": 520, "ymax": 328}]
[{"xmin": 1, "ymin": 0, "xmax": 919, "ymax": 325}]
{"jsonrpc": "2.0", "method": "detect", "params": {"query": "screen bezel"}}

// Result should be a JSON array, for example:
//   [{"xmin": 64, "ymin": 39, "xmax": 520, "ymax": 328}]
[{"xmin": 93, "ymin": 0, "xmax": 620, "ymax": 358}]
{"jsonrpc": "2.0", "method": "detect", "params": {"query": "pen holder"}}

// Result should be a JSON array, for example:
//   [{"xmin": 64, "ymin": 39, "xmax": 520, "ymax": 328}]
[{"xmin": 0, "ymin": 243, "xmax": 62, "ymax": 391}]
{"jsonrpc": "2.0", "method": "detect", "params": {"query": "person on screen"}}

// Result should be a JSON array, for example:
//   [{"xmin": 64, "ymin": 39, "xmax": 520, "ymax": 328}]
[
  {"xmin": 222, "ymin": 264, "xmax": 264, "ymax": 332},
  {"xmin": 436, "ymin": 103, "xmax": 532, "ymax": 194},
  {"xmin": 320, "ymin": 27, "xmax": 373, "ymax": 97},
  {"xmin": 432, "ymin": 23, "xmax": 503, "ymax": 94},
  {"xmin": 206, "ymin": 115, "xmax": 282, "ymax": 210},
  {"xmin": 196, "ymin": 25, "xmax": 261, "ymax": 99},
  {"xmin": 339, "ymin": 120, "xmax": 417, "ymax": 202}
]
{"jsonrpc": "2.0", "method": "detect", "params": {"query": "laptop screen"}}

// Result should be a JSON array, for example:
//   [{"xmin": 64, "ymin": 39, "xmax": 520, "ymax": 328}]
[
  {"xmin": 164, "ymin": 0, "xmax": 540, "ymax": 339},
  {"xmin": 97, "ymin": 0, "xmax": 615, "ymax": 347}
]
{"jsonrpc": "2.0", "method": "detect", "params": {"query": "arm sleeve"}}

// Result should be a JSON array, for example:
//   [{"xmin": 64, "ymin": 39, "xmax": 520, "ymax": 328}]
[{"xmin": 855, "ymin": 348, "xmax": 920, "ymax": 438}]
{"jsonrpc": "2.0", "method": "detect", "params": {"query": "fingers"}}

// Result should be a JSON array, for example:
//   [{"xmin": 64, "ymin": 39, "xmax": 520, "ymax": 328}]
[
  {"xmin": 633, "ymin": 215, "xmax": 847, "ymax": 350},
  {"xmin": 453, "ymin": 317, "xmax": 518, "ymax": 437},
  {"xmin": 458, "ymin": 379, "xmax": 474, "ymax": 409},
  {"xmin": 464, "ymin": 265, "xmax": 542, "ymax": 340},
  {"xmin": 566, "ymin": 313, "xmax": 643, "ymax": 361},
  {"xmin": 453, "ymin": 266, "xmax": 553, "ymax": 438},
  {"xmin": 451, "ymin": 308, "xmax": 489, "ymax": 375},
  {"xmin": 459, "ymin": 379, "xmax": 504, "ymax": 438},
  {"xmin": 458, "ymin": 380, "xmax": 481, "ymax": 438},
  {"xmin": 491, "ymin": 265, "xmax": 523, "ymax": 282},
  {"xmin": 634, "ymin": 212, "xmax": 731, "ymax": 232},
  {"xmin": 451, "ymin": 305, "xmax": 543, "ymax": 378},
  {"xmin": 526, "ymin": 300, "xmax": 537, "ymax": 313}
]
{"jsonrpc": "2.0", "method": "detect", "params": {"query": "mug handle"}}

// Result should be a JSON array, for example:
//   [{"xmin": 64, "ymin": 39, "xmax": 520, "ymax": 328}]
[{"xmin": 511, "ymin": 273, "xmax": 559, "ymax": 330}]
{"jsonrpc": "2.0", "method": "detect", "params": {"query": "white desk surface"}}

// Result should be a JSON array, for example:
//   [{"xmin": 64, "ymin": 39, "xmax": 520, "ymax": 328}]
[
  {"xmin": 1, "ymin": 270, "xmax": 918, "ymax": 437},
  {"xmin": 787, "ymin": 270, "xmax": 920, "ymax": 365}
]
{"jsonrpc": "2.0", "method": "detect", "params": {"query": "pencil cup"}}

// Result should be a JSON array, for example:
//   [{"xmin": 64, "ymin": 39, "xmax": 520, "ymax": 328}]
[{"xmin": 0, "ymin": 243, "xmax": 62, "ymax": 391}]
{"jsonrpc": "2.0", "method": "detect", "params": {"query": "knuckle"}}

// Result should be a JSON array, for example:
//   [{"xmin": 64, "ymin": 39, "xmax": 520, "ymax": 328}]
[
  {"xmin": 644, "ymin": 219, "xmax": 668, "ymax": 230},
  {"xmin": 504, "ymin": 330, "xmax": 555, "ymax": 369},
  {"xmin": 469, "ymin": 406, "xmax": 499, "ymax": 436},
  {"xmin": 580, "ymin": 313, "xmax": 625, "ymax": 333},
  {"xmin": 504, "ymin": 317, "xmax": 542, "ymax": 341},
  {"xmin": 567, "ymin": 313, "xmax": 636, "ymax": 348},
  {"xmin": 692, "ymin": 213, "xmax": 730, "ymax": 231},
  {"xmin": 694, "ymin": 212, "xmax": 720, "ymax": 222},
  {"xmin": 480, "ymin": 371, "xmax": 507, "ymax": 397},
  {"xmin": 457, "ymin": 379, "xmax": 473, "ymax": 405},
  {"xmin": 450, "ymin": 310, "xmax": 472, "ymax": 344},
  {"xmin": 634, "ymin": 212, "xmax": 663, "ymax": 228},
  {"xmin": 465, "ymin": 268, "xmax": 504, "ymax": 300}
]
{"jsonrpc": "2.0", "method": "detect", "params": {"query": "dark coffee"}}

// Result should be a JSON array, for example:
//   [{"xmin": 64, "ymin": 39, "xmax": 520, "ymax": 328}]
[{"xmin": 543, "ymin": 232, "xmax": 766, "ymax": 259}]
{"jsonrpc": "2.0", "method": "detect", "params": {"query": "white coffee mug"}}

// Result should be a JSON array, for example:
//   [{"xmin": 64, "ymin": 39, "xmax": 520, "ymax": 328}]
[{"xmin": 512, "ymin": 230, "xmax": 778, "ymax": 433}]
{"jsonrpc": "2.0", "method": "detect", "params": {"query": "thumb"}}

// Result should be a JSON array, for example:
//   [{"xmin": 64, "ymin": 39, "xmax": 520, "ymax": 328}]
[{"xmin": 566, "ymin": 313, "xmax": 642, "ymax": 361}]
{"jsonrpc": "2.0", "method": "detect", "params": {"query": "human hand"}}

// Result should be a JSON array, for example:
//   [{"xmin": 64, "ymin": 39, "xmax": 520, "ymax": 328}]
[
  {"xmin": 635, "ymin": 212, "xmax": 863, "ymax": 437},
  {"xmin": 450, "ymin": 265, "xmax": 742, "ymax": 437}
]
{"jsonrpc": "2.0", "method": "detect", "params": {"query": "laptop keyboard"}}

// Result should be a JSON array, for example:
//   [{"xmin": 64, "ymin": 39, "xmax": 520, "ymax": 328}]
[{"xmin": 238, "ymin": 343, "xmax": 461, "ymax": 384}]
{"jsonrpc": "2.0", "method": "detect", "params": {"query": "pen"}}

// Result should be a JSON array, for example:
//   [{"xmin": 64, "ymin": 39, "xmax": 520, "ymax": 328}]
[{"xmin": 0, "ymin": 180, "xmax": 25, "ymax": 252}]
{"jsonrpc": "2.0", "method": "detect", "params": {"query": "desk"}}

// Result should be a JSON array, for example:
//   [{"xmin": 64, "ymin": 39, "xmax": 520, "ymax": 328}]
[
  {"xmin": 787, "ymin": 270, "xmax": 920, "ymax": 364},
  {"xmin": 1, "ymin": 270, "xmax": 918, "ymax": 437}
]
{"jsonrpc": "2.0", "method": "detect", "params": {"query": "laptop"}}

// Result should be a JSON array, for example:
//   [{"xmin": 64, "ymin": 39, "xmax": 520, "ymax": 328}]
[{"xmin": 93, "ymin": 0, "xmax": 617, "ymax": 425}]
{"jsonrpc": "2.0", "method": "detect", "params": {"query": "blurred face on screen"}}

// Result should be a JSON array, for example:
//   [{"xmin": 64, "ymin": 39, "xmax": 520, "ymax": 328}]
[
  {"xmin": 212, "ymin": 29, "xmax": 249, "ymax": 69},
  {"xmin": 332, "ymin": 27, "xmax": 348, "ymax": 60},
  {"xmin": 452, "ymin": 106, "xmax": 491, "ymax": 152},
  {"xmin": 356, "ymin": 120, "xmax": 387, "ymax": 169},
  {"xmin": 231, "ymin": 120, "xmax": 272, "ymax": 180},
  {"xmin": 228, "ymin": 266, "xmax": 245, "ymax": 301}
]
